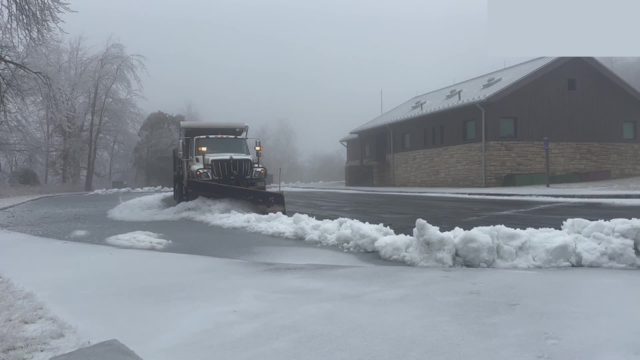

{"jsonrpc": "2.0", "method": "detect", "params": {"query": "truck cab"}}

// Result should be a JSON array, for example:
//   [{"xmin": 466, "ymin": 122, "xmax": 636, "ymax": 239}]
[{"xmin": 175, "ymin": 122, "xmax": 267, "ymax": 193}]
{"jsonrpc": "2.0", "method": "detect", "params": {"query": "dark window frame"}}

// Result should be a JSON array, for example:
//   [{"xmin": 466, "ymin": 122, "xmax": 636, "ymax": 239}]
[
  {"xmin": 402, "ymin": 132, "xmax": 411, "ymax": 150},
  {"xmin": 463, "ymin": 120, "xmax": 476, "ymax": 141},
  {"xmin": 439, "ymin": 125, "xmax": 444, "ymax": 145},
  {"xmin": 567, "ymin": 78, "xmax": 577, "ymax": 91},
  {"xmin": 499, "ymin": 117, "xmax": 518, "ymax": 138},
  {"xmin": 623, "ymin": 121, "xmax": 636, "ymax": 140},
  {"xmin": 423, "ymin": 128, "xmax": 429, "ymax": 147},
  {"xmin": 364, "ymin": 143, "xmax": 371, "ymax": 158}
]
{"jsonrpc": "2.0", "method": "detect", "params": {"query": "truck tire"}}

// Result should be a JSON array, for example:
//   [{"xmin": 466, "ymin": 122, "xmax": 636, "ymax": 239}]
[{"xmin": 174, "ymin": 182, "xmax": 185, "ymax": 204}]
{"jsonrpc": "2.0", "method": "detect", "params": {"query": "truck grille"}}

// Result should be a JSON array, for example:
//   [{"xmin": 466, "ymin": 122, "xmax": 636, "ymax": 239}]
[{"xmin": 211, "ymin": 159, "xmax": 253, "ymax": 179}]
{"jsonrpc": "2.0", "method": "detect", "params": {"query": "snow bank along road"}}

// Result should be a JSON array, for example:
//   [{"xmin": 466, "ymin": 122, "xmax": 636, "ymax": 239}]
[
  {"xmin": 107, "ymin": 193, "xmax": 640, "ymax": 268},
  {"xmin": 2, "ymin": 231, "xmax": 640, "ymax": 360}
]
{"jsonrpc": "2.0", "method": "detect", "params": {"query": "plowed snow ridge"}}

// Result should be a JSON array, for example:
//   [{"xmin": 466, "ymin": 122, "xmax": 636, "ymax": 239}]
[{"xmin": 107, "ymin": 193, "xmax": 640, "ymax": 268}]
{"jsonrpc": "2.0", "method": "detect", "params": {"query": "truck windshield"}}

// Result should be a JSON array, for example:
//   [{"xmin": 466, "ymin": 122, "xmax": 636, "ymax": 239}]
[{"xmin": 196, "ymin": 138, "xmax": 250, "ymax": 155}]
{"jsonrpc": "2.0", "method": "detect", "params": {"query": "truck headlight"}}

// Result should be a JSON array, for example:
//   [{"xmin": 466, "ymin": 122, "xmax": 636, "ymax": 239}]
[
  {"xmin": 252, "ymin": 168, "xmax": 266, "ymax": 179},
  {"xmin": 195, "ymin": 169, "xmax": 212, "ymax": 180}
]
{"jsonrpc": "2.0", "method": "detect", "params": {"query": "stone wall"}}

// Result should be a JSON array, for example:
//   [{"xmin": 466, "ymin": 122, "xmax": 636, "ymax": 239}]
[
  {"xmin": 391, "ymin": 143, "xmax": 483, "ymax": 187},
  {"xmin": 373, "ymin": 159, "xmax": 392, "ymax": 186},
  {"xmin": 485, "ymin": 141, "xmax": 640, "ymax": 186},
  {"xmin": 345, "ymin": 141, "xmax": 640, "ymax": 188}
]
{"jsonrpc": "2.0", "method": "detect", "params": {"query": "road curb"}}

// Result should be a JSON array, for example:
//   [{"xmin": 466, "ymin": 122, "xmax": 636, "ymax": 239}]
[
  {"xmin": 0, "ymin": 193, "xmax": 88, "ymax": 212},
  {"xmin": 280, "ymin": 186, "xmax": 640, "ymax": 199}
]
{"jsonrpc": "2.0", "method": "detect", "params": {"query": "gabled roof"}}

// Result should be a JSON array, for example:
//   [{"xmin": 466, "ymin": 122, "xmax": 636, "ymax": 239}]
[
  {"xmin": 350, "ymin": 57, "xmax": 559, "ymax": 134},
  {"xmin": 339, "ymin": 134, "xmax": 358, "ymax": 142}
]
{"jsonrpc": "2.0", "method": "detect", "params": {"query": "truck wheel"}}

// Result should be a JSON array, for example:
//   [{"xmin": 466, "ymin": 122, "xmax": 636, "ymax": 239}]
[{"xmin": 174, "ymin": 182, "xmax": 184, "ymax": 203}]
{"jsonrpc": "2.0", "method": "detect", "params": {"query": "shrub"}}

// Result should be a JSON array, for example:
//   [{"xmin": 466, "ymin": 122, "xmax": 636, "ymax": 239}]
[{"xmin": 9, "ymin": 169, "xmax": 41, "ymax": 186}]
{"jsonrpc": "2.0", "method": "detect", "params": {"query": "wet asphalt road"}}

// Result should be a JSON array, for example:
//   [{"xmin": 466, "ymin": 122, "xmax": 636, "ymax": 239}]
[
  {"xmin": 2, "ymin": 190, "xmax": 640, "ymax": 265},
  {"xmin": 286, "ymin": 190, "xmax": 640, "ymax": 234}
]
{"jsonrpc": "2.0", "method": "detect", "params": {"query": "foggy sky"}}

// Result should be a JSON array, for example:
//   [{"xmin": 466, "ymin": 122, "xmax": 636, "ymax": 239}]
[{"xmin": 62, "ymin": 0, "xmax": 530, "ymax": 155}]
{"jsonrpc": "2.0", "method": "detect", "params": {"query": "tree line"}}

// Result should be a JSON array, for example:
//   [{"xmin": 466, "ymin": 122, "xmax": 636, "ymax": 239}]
[
  {"xmin": 1, "ymin": 0, "xmax": 146, "ymax": 190},
  {"xmin": 0, "ymin": 0, "xmax": 349, "ymax": 191}
]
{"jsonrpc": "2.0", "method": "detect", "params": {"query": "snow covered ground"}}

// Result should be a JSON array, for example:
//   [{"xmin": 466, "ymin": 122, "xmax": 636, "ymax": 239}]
[
  {"xmin": 0, "ymin": 276, "xmax": 84, "ymax": 360},
  {"xmin": 1, "ymin": 230, "xmax": 639, "ymax": 360},
  {"xmin": 273, "ymin": 177, "xmax": 640, "ymax": 197},
  {"xmin": 69, "ymin": 230, "xmax": 89, "ymax": 238},
  {"xmin": 87, "ymin": 186, "xmax": 172, "ymax": 195},
  {"xmin": 105, "ymin": 231, "xmax": 172, "ymax": 250},
  {"xmin": 108, "ymin": 193, "xmax": 640, "ymax": 268}
]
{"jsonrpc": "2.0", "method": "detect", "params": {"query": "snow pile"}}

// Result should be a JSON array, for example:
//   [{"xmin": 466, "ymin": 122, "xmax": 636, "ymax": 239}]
[
  {"xmin": 87, "ymin": 186, "xmax": 172, "ymax": 195},
  {"xmin": 105, "ymin": 231, "xmax": 172, "ymax": 250},
  {"xmin": 69, "ymin": 230, "xmax": 89, "ymax": 238},
  {"xmin": 108, "ymin": 193, "xmax": 640, "ymax": 268},
  {"xmin": 376, "ymin": 221, "xmax": 639, "ymax": 268},
  {"xmin": 0, "ymin": 276, "xmax": 84, "ymax": 360}
]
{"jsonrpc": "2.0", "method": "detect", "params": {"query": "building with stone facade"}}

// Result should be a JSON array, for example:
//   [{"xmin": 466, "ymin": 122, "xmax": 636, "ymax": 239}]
[{"xmin": 340, "ymin": 57, "xmax": 640, "ymax": 187}]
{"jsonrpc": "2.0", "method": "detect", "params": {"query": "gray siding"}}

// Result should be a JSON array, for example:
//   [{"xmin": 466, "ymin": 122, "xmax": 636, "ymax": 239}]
[{"xmin": 486, "ymin": 58, "xmax": 640, "ymax": 143}]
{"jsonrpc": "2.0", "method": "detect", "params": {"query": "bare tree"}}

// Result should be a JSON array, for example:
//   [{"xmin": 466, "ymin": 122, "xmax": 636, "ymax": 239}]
[
  {"xmin": 0, "ymin": 0, "xmax": 72, "ymax": 113},
  {"xmin": 83, "ymin": 38, "xmax": 146, "ymax": 191},
  {"xmin": 256, "ymin": 119, "xmax": 302, "ymax": 183}
]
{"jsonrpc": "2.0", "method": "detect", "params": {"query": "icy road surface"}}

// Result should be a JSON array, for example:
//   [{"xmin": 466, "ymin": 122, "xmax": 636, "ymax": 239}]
[
  {"xmin": 0, "ymin": 192, "xmax": 380, "ymax": 266},
  {"xmin": 1, "ymin": 231, "xmax": 639, "ymax": 360}
]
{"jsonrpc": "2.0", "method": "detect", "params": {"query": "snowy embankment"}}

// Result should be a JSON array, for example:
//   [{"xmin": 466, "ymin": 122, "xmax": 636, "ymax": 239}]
[
  {"xmin": 0, "ymin": 277, "xmax": 84, "ymax": 360},
  {"xmin": 105, "ymin": 231, "xmax": 172, "ymax": 250},
  {"xmin": 87, "ymin": 186, "xmax": 172, "ymax": 195},
  {"xmin": 108, "ymin": 193, "xmax": 640, "ymax": 268}
]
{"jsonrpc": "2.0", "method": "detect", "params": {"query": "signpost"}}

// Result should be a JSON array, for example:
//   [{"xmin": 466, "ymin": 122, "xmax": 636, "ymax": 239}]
[{"xmin": 543, "ymin": 137, "xmax": 550, "ymax": 187}]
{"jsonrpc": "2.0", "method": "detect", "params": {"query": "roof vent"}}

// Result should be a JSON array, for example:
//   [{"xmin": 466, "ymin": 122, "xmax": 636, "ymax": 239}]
[
  {"xmin": 411, "ymin": 100, "xmax": 427, "ymax": 111},
  {"xmin": 446, "ymin": 89, "xmax": 462, "ymax": 99},
  {"xmin": 482, "ymin": 76, "xmax": 503, "ymax": 88}
]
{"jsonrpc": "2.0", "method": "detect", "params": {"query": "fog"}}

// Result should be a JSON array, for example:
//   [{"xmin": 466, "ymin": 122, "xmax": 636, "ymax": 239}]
[{"xmin": 61, "ymin": 0, "xmax": 531, "ymax": 154}]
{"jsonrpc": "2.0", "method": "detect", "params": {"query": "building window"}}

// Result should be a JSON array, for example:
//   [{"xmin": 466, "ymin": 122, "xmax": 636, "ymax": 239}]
[
  {"xmin": 364, "ymin": 144, "xmax": 370, "ymax": 157},
  {"xmin": 500, "ymin": 117, "xmax": 517, "ymax": 138},
  {"xmin": 623, "ymin": 121, "xmax": 636, "ymax": 140},
  {"xmin": 431, "ymin": 127, "xmax": 436, "ymax": 145},
  {"xmin": 463, "ymin": 120, "xmax": 476, "ymax": 140},
  {"xmin": 567, "ymin": 78, "xmax": 577, "ymax": 91},
  {"xmin": 423, "ymin": 129, "xmax": 429, "ymax": 147},
  {"xmin": 402, "ymin": 133, "xmax": 410, "ymax": 149},
  {"xmin": 439, "ymin": 125, "xmax": 444, "ymax": 145}
]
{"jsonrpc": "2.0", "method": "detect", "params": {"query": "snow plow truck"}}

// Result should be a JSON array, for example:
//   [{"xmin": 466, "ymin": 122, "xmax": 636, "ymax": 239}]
[{"xmin": 172, "ymin": 122, "xmax": 286, "ymax": 214}]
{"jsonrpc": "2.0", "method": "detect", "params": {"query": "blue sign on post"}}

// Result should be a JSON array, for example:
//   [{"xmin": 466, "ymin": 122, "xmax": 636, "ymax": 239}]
[{"xmin": 543, "ymin": 137, "xmax": 549, "ymax": 150}]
